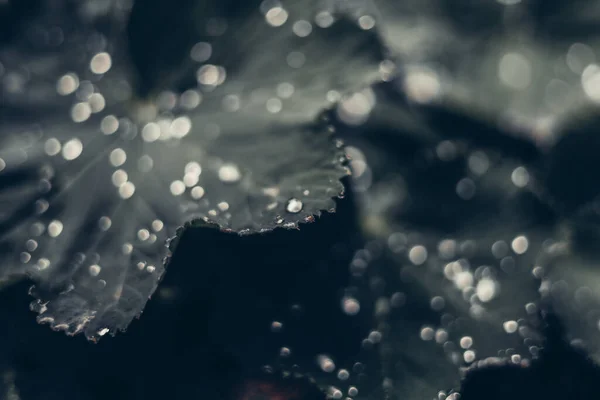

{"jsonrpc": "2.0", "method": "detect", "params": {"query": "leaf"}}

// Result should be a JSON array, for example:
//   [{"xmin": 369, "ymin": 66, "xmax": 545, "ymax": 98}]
[
  {"xmin": 358, "ymin": 0, "xmax": 600, "ymax": 139},
  {"xmin": 332, "ymin": 86, "xmax": 557, "ymax": 398},
  {"xmin": 0, "ymin": 0, "xmax": 385, "ymax": 340},
  {"xmin": 536, "ymin": 216, "xmax": 600, "ymax": 364}
]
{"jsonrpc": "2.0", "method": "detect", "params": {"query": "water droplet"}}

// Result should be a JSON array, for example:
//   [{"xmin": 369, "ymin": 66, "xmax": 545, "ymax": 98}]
[
  {"xmin": 142, "ymin": 122, "xmax": 161, "ymax": 142},
  {"xmin": 191, "ymin": 186, "xmax": 205, "ymax": 199},
  {"xmin": 109, "ymin": 148, "xmax": 127, "ymax": 167},
  {"xmin": 408, "ymin": 245, "xmax": 428, "ymax": 265},
  {"xmin": 89, "ymin": 264, "xmax": 101, "ymax": 276},
  {"xmin": 476, "ymin": 278, "xmax": 498, "ymax": 302},
  {"xmin": 197, "ymin": 64, "xmax": 221, "ymax": 86},
  {"xmin": 44, "ymin": 138, "xmax": 61, "ymax": 156},
  {"xmin": 430, "ymin": 296, "xmax": 445, "ymax": 311},
  {"xmin": 503, "ymin": 320, "xmax": 518, "ymax": 333},
  {"xmin": 190, "ymin": 42, "xmax": 212, "ymax": 62},
  {"xmin": 420, "ymin": 326, "xmax": 435, "ymax": 341},
  {"xmin": 270, "ymin": 321, "xmax": 283, "ymax": 332},
  {"xmin": 56, "ymin": 73, "xmax": 79, "ymax": 95},
  {"xmin": 292, "ymin": 20, "xmax": 312, "ymax": 37},
  {"xmin": 337, "ymin": 369, "xmax": 350, "ymax": 380},
  {"xmin": 286, "ymin": 51, "xmax": 305, "ymax": 68},
  {"xmin": 184, "ymin": 161, "xmax": 202, "ymax": 175},
  {"xmin": 112, "ymin": 170, "xmax": 128, "ymax": 187},
  {"xmin": 138, "ymin": 155, "xmax": 154, "ymax": 172},
  {"xmin": 218, "ymin": 163, "xmax": 241, "ymax": 183},
  {"xmin": 62, "ymin": 138, "xmax": 83, "ymax": 160},
  {"xmin": 358, "ymin": 15, "xmax": 376, "ymax": 30},
  {"xmin": 25, "ymin": 239, "xmax": 38, "ymax": 252},
  {"xmin": 456, "ymin": 177, "xmax": 476, "ymax": 199},
  {"xmin": 315, "ymin": 11, "xmax": 334, "ymax": 28},
  {"xmin": 152, "ymin": 220, "xmax": 164, "ymax": 232},
  {"xmin": 498, "ymin": 52, "xmax": 531, "ymax": 90},
  {"xmin": 317, "ymin": 355, "xmax": 336, "ymax": 372},
  {"xmin": 71, "ymin": 102, "xmax": 91, "ymax": 122},
  {"xmin": 468, "ymin": 151, "xmax": 490, "ymax": 175},
  {"xmin": 463, "ymin": 350, "xmax": 476, "ymax": 363},
  {"xmin": 90, "ymin": 52, "xmax": 112, "ymax": 74},
  {"xmin": 285, "ymin": 198, "xmax": 303, "ymax": 213},
  {"xmin": 170, "ymin": 180, "xmax": 186, "ymax": 196},
  {"xmin": 180, "ymin": 90, "xmax": 202, "ymax": 109},
  {"xmin": 88, "ymin": 93, "xmax": 105, "ymax": 113},
  {"xmin": 36, "ymin": 258, "xmax": 51, "ymax": 271},
  {"xmin": 279, "ymin": 347, "xmax": 291, "ymax": 357},
  {"xmin": 98, "ymin": 217, "xmax": 112, "ymax": 231},
  {"xmin": 118, "ymin": 182, "xmax": 135, "ymax": 199},
  {"xmin": 171, "ymin": 116, "xmax": 192, "ymax": 138},
  {"xmin": 265, "ymin": 7, "xmax": 288, "ymax": 27},
  {"xmin": 511, "ymin": 166, "xmax": 529, "ymax": 188},
  {"xmin": 137, "ymin": 229, "xmax": 150, "ymax": 241},
  {"xmin": 460, "ymin": 336, "xmax": 473, "ymax": 349},
  {"xmin": 20, "ymin": 252, "xmax": 31, "ymax": 263},
  {"xmin": 48, "ymin": 220, "xmax": 64, "ymax": 237},
  {"xmin": 511, "ymin": 235, "xmax": 529, "ymax": 254},
  {"xmin": 266, "ymin": 97, "xmax": 282, "ymax": 113},
  {"xmin": 403, "ymin": 67, "xmax": 440, "ymax": 103},
  {"xmin": 492, "ymin": 240, "xmax": 509, "ymax": 258},
  {"xmin": 276, "ymin": 82, "xmax": 294, "ymax": 98},
  {"xmin": 101, "ymin": 115, "xmax": 119, "ymax": 135},
  {"xmin": 329, "ymin": 388, "xmax": 342, "ymax": 399},
  {"xmin": 342, "ymin": 297, "xmax": 360, "ymax": 315}
]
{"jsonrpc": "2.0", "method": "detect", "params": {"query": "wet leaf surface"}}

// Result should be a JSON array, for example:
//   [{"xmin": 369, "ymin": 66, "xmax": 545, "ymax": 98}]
[{"xmin": 0, "ymin": 0, "xmax": 383, "ymax": 340}]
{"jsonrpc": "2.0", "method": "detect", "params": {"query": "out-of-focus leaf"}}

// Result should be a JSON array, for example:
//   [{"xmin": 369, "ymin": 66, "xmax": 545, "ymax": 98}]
[
  {"xmin": 331, "ymin": 84, "xmax": 560, "ymax": 398},
  {"xmin": 349, "ymin": 0, "xmax": 600, "ymax": 145}
]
